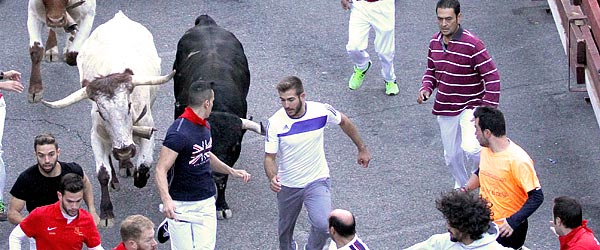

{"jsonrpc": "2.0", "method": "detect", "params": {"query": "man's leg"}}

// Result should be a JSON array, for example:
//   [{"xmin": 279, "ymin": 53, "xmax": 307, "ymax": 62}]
[
  {"xmin": 371, "ymin": 0, "xmax": 398, "ymax": 95},
  {"xmin": 304, "ymin": 178, "xmax": 332, "ymax": 250},
  {"xmin": 497, "ymin": 220, "xmax": 528, "ymax": 249},
  {"xmin": 437, "ymin": 115, "xmax": 469, "ymax": 187},
  {"xmin": 347, "ymin": 2, "xmax": 373, "ymax": 90},
  {"xmin": 0, "ymin": 97, "xmax": 6, "ymax": 220},
  {"xmin": 169, "ymin": 198, "xmax": 217, "ymax": 250},
  {"xmin": 278, "ymin": 186, "xmax": 305, "ymax": 250},
  {"xmin": 458, "ymin": 109, "xmax": 481, "ymax": 174}
]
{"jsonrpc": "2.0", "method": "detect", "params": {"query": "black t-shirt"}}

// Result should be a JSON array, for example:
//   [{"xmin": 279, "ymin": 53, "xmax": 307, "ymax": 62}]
[{"xmin": 10, "ymin": 161, "xmax": 84, "ymax": 212}]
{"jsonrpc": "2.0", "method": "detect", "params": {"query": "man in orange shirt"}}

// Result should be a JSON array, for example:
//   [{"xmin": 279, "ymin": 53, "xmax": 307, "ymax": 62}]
[{"xmin": 463, "ymin": 107, "xmax": 543, "ymax": 249}]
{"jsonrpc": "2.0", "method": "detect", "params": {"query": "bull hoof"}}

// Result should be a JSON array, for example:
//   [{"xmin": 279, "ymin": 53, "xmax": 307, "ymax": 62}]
[
  {"xmin": 65, "ymin": 51, "xmax": 78, "ymax": 66},
  {"xmin": 217, "ymin": 209, "xmax": 233, "ymax": 220},
  {"xmin": 99, "ymin": 218, "xmax": 115, "ymax": 228},
  {"xmin": 44, "ymin": 46, "xmax": 59, "ymax": 62},
  {"xmin": 133, "ymin": 165, "xmax": 150, "ymax": 188},
  {"xmin": 110, "ymin": 181, "xmax": 121, "ymax": 191},
  {"xmin": 28, "ymin": 90, "xmax": 43, "ymax": 104}
]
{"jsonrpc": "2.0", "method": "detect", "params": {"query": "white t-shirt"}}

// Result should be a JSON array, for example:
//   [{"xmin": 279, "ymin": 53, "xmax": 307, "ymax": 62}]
[{"xmin": 265, "ymin": 101, "xmax": 341, "ymax": 188}]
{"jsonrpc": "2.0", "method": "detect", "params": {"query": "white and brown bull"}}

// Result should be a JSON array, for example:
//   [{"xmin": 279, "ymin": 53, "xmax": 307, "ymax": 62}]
[
  {"xmin": 41, "ymin": 11, "xmax": 173, "ymax": 227},
  {"xmin": 27, "ymin": 0, "xmax": 96, "ymax": 103}
]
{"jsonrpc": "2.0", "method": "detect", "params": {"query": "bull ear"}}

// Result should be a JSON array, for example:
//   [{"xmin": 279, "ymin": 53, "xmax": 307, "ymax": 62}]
[
  {"xmin": 131, "ymin": 70, "xmax": 175, "ymax": 87},
  {"xmin": 41, "ymin": 87, "xmax": 89, "ymax": 108},
  {"xmin": 124, "ymin": 68, "xmax": 134, "ymax": 75}
]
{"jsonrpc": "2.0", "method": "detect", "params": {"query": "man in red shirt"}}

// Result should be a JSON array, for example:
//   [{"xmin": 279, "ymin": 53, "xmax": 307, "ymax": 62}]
[
  {"xmin": 552, "ymin": 196, "xmax": 600, "ymax": 250},
  {"xmin": 113, "ymin": 214, "xmax": 157, "ymax": 250},
  {"xmin": 8, "ymin": 173, "xmax": 103, "ymax": 250}
]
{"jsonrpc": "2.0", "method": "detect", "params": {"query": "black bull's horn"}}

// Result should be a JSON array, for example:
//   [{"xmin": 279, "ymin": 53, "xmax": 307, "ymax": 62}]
[{"xmin": 240, "ymin": 118, "xmax": 265, "ymax": 135}]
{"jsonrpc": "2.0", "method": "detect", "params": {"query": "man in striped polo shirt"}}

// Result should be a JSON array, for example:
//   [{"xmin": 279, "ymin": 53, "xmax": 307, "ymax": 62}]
[{"xmin": 417, "ymin": 0, "xmax": 500, "ymax": 188}]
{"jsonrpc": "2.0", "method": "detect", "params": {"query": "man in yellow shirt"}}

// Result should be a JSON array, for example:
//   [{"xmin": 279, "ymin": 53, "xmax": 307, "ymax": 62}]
[{"xmin": 463, "ymin": 107, "xmax": 543, "ymax": 249}]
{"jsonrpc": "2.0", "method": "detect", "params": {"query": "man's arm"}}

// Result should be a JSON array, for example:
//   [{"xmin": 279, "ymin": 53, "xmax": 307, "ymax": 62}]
[
  {"xmin": 9, "ymin": 224, "xmax": 28, "ymax": 250},
  {"xmin": 7, "ymin": 197, "xmax": 26, "ymax": 225},
  {"xmin": 463, "ymin": 170, "xmax": 480, "ymax": 192},
  {"xmin": 81, "ymin": 173, "xmax": 100, "ymax": 226},
  {"xmin": 154, "ymin": 146, "xmax": 177, "ymax": 219},
  {"xmin": 472, "ymin": 41, "xmax": 500, "ymax": 107},
  {"xmin": 208, "ymin": 152, "xmax": 251, "ymax": 183},
  {"xmin": 264, "ymin": 153, "xmax": 280, "ymax": 193},
  {"xmin": 502, "ymin": 188, "xmax": 544, "ymax": 234},
  {"xmin": 338, "ymin": 113, "xmax": 371, "ymax": 168}
]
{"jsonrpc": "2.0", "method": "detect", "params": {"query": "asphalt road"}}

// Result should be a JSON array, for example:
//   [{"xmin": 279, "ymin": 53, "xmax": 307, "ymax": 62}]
[{"xmin": 1, "ymin": 0, "xmax": 599, "ymax": 249}]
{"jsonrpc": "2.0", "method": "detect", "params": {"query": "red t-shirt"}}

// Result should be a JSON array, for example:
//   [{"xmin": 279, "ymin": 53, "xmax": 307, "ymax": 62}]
[
  {"xmin": 20, "ymin": 201, "xmax": 102, "ymax": 249},
  {"xmin": 113, "ymin": 242, "xmax": 127, "ymax": 250},
  {"xmin": 559, "ymin": 220, "xmax": 600, "ymax": 250}
]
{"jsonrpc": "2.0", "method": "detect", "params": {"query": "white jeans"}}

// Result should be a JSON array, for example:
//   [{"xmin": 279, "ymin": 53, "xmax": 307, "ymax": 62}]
[
  {"xmin": 346, "ymin": 0, "xmax": 396, "ymax": 82},
  {"xmin": 0, "ymin": 97, "xmax": 6, "ymax": 202},
  {"xmin": 437, "ymin": 109, "xmax": 481, "ymax": 187},
  {"xmin": 169, "ymin": 197, "xmax": 217, "ymax": 250}
]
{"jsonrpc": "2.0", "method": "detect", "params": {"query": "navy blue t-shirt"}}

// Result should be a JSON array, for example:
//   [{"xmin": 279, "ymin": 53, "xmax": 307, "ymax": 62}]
[{"xmin": 164, "ymin": 117, "xmax": 216, "ymax": 201}]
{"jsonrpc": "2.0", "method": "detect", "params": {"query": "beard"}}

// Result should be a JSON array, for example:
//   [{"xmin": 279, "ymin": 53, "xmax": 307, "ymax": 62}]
[{"xmin": 61, "ymin": 202, "xmax": 79, "ymax": 217}]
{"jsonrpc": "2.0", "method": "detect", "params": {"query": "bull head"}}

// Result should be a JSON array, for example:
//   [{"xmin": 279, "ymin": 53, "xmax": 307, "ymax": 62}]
[{"xmin": 41, "ymin": 69, "xmax": 174, "ymax": 160}]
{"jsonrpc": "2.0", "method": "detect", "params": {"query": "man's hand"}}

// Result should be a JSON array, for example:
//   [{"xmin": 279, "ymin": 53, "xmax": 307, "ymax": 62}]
[
  {"xmin": 90, "ymin": 210, "xmax": 100, "ymax": 226},
  {"xmin": 341, "ymin": 0, "xmax": 352, "ymax": 10},
  {"xmin": 0, "ymin": 80, "xmax": 24, "ymax": 93},
  {"xmin": 3, "ymin": 70, "xmax": 21, "ymax": 81},
  {"xmin": 497, "ymin": 218, "xmax": 514, "ymax": 237},
  {"xmin": 270, "ymin": 175, "xmax": 281, "ymax": 193},
  {"xmin": 161, "ymin": 199, "xmax": 177, "ymax": 220},
  {"xmin": 233, "ymin": 169, "xmax": 251, "ymax": 183},
  {"xmin": 417, "ymin": 89, "xmax": 431, "ymax": 104},
  {"xmin": 357, "ymin": 147, "xmax": 371, "ymax": 168}
]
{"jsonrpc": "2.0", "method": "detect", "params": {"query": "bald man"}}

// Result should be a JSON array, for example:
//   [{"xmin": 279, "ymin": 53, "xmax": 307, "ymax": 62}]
[{"xmin": 328, "ymin": 209, "xmax": 370, "ymax": 250}]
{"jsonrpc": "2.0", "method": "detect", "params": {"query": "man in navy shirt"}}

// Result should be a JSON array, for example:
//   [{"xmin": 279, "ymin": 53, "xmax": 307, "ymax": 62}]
[{"xmin": 154, "ymin": 80, "xmax": 251, "ymax": 249}]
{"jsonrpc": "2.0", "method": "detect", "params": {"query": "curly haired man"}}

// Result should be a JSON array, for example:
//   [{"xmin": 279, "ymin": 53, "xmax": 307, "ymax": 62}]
[{"xmin": 405, "ymin": 190, "xmax": 511, "ymax": 249}]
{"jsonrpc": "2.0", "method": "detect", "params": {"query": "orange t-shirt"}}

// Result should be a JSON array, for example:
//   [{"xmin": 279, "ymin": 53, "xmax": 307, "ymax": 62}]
[{"xmin": 479, "ymin": 141, "xmax": 541, "ymax": 223}]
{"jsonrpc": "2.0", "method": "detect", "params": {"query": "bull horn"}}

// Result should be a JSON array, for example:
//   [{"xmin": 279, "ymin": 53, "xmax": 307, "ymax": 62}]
[
  {"xmin": 131, "ymin": 70, "xmax": 176, "ymax": 87},
  {"xmin": 41, "ymin": 87, "xmax": 88, "ymax": 108},
  {"xmin": 241, "ymin": 118, "xmax": 265, "ymax": 135},
  {"xmin": 132, "ymin": 126, "xmax": 156, "ymax": 140}
]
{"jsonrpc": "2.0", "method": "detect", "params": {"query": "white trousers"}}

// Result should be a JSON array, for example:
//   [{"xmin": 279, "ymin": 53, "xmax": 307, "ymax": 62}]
[
  {"xmin": 346, "ymin": 0, "xmax": 396, "ymax": 82},
  {"xmin": 169, "ymin": 197, "xmax": 217, "ymax": 250},
  {"xmin": 0, "ymin": 97, "xmax": 6, "ymax": 202},
  {"xmin": 436, "ymin": 109, "xmax": 481, "ymax": 187}
]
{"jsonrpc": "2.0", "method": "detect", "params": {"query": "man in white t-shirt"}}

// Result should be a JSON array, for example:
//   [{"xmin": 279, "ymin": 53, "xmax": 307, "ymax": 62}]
[{"xmin": 264, "ymin": 76, "xmax": 371, "ymax": 250}]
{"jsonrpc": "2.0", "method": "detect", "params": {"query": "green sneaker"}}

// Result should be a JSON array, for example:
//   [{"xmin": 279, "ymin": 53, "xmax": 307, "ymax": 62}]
[
  {"xmin": 0, "ymin": 200, "xmax": 6, "ymax": 221},
  {"xmin": 385, "ymin": 80, "xmax": 399, "ymax": 95},
  {"xmin": 348, "ymin": 61, "xmax": 372, "ymax": 90}
]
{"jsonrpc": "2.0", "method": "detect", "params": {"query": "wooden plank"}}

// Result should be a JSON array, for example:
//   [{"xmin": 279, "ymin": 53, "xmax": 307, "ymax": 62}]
[
  {"xmin": 547, "ymin": 0, "xmax": 600, "ymax": 129},
  {"xmin": 581, "ymin": 0, "xmax": 600, "ymax": 44},
  {"xmin": 581, "ymin": 25, "xmax": 600, "ymax": 98},
  {"xmin": 570, "ymin": 25, "xmax": 587, "ymax": 84}
]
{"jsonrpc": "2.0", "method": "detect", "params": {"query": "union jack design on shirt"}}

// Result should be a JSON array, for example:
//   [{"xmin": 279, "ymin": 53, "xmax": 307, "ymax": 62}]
[{"xmin": 189, "ymin": 138, "xmax": 212, "ymax": 165}]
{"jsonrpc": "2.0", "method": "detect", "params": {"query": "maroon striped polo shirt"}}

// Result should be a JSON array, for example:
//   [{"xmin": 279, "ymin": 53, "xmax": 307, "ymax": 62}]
[{"xmin": 420, "ymin": 26, "xmax": 500, "ymax": 116}]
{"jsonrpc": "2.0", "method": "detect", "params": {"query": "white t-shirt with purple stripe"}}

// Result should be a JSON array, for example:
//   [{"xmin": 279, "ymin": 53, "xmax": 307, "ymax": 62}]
[{"xmin": 265, "ymin": 101, "xmax": 341, "ymax": 188}]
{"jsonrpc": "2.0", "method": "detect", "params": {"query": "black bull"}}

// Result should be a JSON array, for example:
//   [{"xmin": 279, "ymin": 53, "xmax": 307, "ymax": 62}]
[{"xmin": 173, "ymin": 15, "xmax": 251, "ymax": 219}]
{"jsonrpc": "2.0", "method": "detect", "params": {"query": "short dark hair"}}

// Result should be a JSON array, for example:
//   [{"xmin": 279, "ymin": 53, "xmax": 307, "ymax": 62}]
[
  {"xmin": 436, "ymin": 0, "xmax": 461, "ymax": 16},
  {"xmin": 474, "ymin": 106, "xmax": 506, "ymax": 137},
  {"xmin": 34, "ymin": 133, "xmax": 59, "ymax": 150},
  {"xmin": 120, "ymin": 215, "xmax": 155, "ymax": 242},
  {"xmin": 328, "ymin": 213, "xmax": 356, "ymax": 238},
  {"xmin": 276, "ymin": 76, "xmax": 304, "ymax": 96},
  {"xmin": 437, "ymin": 190, "xmax": 492, "ymax": 241},
  {"xmin": 59, "ymin": 173, "xmax": 84, "ymax": 195},
  {"xmin": 553, "ymin": 196, "xmax": 583, "ymax": 229},
  {"xmin": 188, "ymin": 80, "xmax": 214, "ymax": 108}
]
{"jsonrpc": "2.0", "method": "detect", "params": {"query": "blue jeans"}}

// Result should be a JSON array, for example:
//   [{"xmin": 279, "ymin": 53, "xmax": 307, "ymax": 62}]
[{"xmin": 278, "ymin": 178, "xmax": 332, "ymax": 250}]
